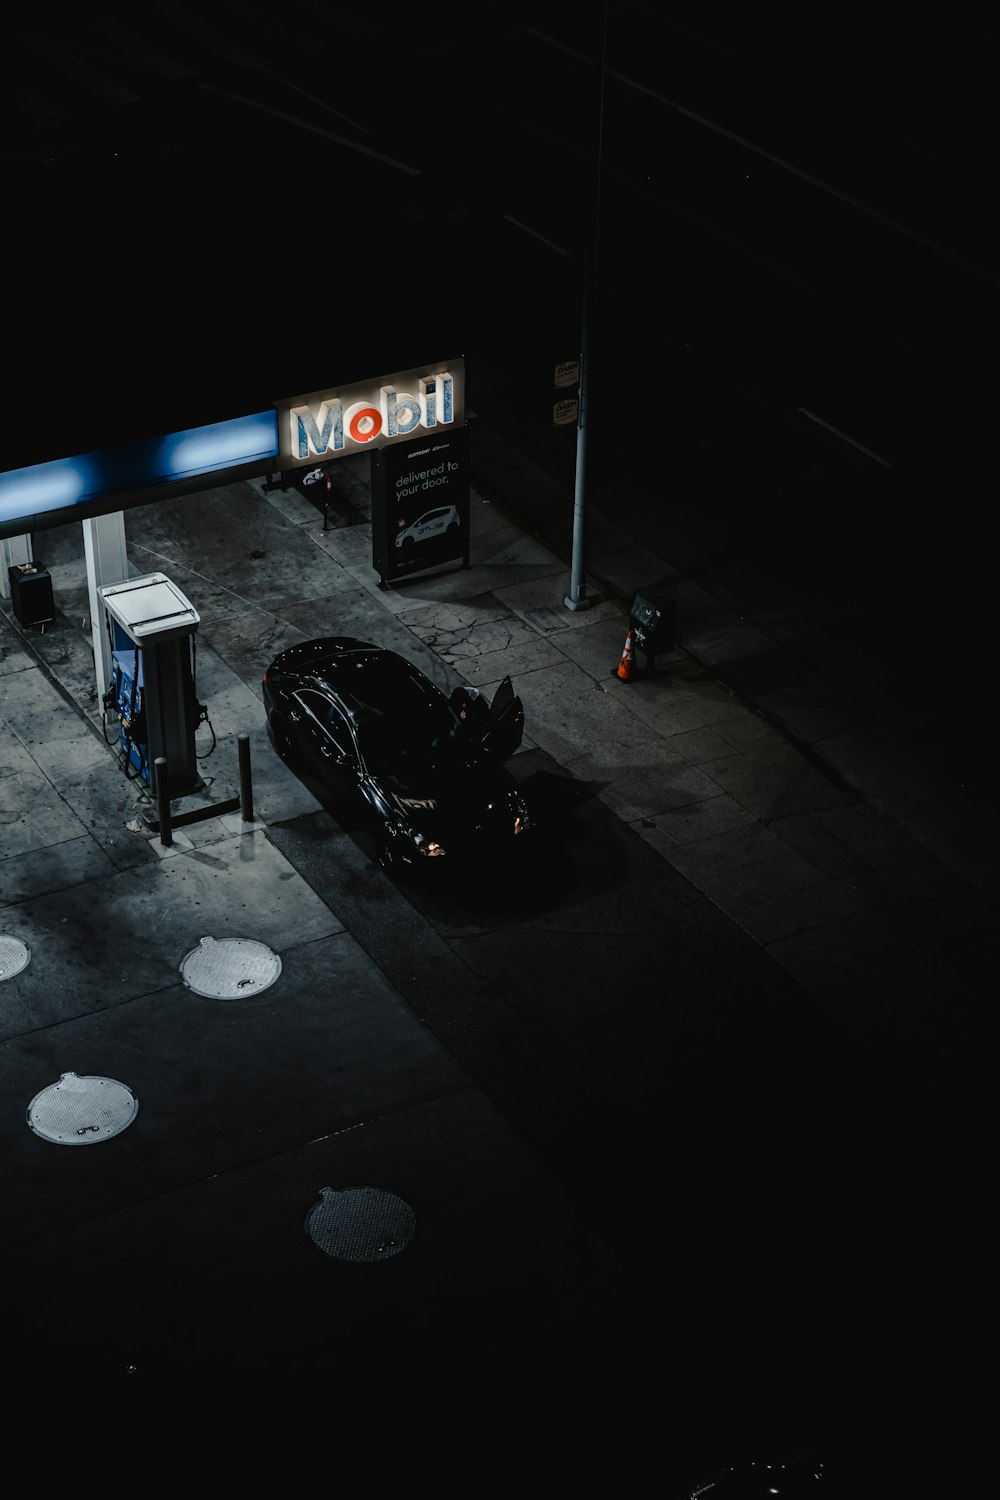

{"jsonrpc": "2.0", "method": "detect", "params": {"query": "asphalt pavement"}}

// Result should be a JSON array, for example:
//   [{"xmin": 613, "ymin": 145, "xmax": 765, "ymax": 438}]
[{"xmin": 1, "ymin": 416, "xmax": 992, "ymax": 1470}]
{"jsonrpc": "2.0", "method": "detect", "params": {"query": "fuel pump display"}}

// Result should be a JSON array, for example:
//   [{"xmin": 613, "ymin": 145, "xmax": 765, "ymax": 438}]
[
  {"xmin": 109, "ymin": 643, "xmax": 148, "ymax": 781},
  {"xmin": 98, "ymin": 574, "xmax": 211, "ymax": 797}
]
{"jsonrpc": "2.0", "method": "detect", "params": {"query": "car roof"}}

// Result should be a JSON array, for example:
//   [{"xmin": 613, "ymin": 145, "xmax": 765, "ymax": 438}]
[
  {"xmin": 271, "ymin": 638, "xmax": 443, "ymax": 721},
  {"xmin": 271, "ymin": 636, "xmax": 373, "ymax": 667}
]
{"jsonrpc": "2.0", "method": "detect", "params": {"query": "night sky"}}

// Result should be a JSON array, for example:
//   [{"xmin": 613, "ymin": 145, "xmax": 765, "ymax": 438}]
[
  {"xmin": 4, "ymin": 4, "xmax": 997, "ymax": 798},
  {"xmin": 4, "ymin": 6, "xmax": 995, "ymax": 472}
]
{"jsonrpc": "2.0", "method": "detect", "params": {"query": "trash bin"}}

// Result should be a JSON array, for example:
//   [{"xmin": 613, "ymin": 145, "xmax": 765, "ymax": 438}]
[
  {"xmin": 8, "ymin": 562, "xmax": 55, "ymax": 627},
  {"xmin": 629, "ymin": 583, "xmax": 676, "ymax": 670}
]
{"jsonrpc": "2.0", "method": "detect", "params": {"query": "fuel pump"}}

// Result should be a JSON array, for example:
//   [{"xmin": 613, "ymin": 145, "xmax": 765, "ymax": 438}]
[{"xmin": 98, "ymin": 573, "xmax": 212, "ymax": 797}]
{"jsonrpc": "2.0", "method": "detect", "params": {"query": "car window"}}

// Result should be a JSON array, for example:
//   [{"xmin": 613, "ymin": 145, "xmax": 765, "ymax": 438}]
[
  {"xmin": 320, "ymin": 654, "xmax": 469, "ymax": 780},
  {"xmin": 294, "ymin": 690, "xmax": 355, "ymax": 758},
  {"xmin": 339, "ymin": 656, "xmax": 441, "ymax": 721},
  {"xmin": 357, "ymin": 702, "xmax": 464, "ymax": 783}
]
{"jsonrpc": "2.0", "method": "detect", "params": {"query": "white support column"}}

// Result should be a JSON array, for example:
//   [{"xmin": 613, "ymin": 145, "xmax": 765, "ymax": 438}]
[
  {"xmin": 0, "ymin": 534, "xmax": 34, "ymax": 600},
  {"xmin": 82, "ymin": 512, "xmax": 129, "ymax": 714}
]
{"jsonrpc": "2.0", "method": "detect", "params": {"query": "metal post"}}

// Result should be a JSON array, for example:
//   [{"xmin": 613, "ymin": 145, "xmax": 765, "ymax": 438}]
[
  {"xmin": 238, "ymin": 734, "xmax": 254, "ymax": 824},
  {"xmin": 564, "ymin": 0, "xmax": 608, "ymax": 613},
  {"xmin": 154, "ymin": 757, "xmax": 172, "ymax": 847},
  {"xmin": 564, "ymin": 336, "xmax": 592, "ymax": 611},
  {"xmin": 82, "ymin": 512, "xmax": 129, "ymax": 723}
]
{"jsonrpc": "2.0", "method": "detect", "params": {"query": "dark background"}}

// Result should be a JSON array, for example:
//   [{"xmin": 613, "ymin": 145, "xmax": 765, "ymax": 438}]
[
  {"xmin": 5, "ymin": 2, "xmax": 996, "ymax": 809},
  {"xmin": 2, "ymin": 12, "xmax": 993, "ymax": 1479},
  {"xmin": 5, "ymin": 4, "xmax": 996, "ymax": 471}
]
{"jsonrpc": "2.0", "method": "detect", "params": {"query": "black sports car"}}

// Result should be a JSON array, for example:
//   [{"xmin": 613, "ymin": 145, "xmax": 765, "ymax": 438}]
[
  {"xmin": 262, "ymin": 637, "xmax": 530, "ymax": 873},
  {"xmin": 688, "ymin": 1457, "xmax": 826, "ymax": 1497}
]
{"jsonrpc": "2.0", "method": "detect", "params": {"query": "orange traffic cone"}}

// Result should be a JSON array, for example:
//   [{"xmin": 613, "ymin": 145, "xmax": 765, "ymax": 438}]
[{"xmin": 616, "ymin": 628, "xmax": 636, "ymax": 682}]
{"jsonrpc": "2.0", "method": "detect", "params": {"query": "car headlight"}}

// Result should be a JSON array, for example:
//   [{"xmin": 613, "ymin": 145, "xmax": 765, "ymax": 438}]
[
  {"xmin": 415, "ymin": 835, "xmax": 446, "ymax": 857},
  {"xmin": 389, "ymin": 814, "xmax": 446, "ymax": 858}
]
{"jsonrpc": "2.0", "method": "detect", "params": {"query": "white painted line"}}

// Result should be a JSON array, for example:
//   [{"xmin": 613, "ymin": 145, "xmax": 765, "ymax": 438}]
[
  {"xmin": 502, "ymin": 214, "xmax": 570, "ymax": 256},
  {"xmin": 261, "ymin": 70, "xmax": 372, "ymax": 135},
  {"xmin": 797, "ymin": 408, "xmax": 893, "ymax": 467},
  {"xmin": 200, "ymin": 85, "xmax": 420, "ymax": 174},
  {"xmin": 527, "ymin": 30, "xmax": 996, "ymax": 283}
]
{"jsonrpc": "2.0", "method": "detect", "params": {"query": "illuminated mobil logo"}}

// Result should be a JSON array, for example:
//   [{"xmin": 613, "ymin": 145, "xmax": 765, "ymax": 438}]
[
  {"xmin": 289, "ymin": 372, "xmax": 453, "ymax": 456},
  {"xmin": 278, "ymin": 362, "xmax": 464, "ymax": 465}
]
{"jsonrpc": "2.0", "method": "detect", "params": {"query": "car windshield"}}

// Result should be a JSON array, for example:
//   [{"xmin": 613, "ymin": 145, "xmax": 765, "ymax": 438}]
[
  {"xmin": 327, "ymin": 653, "xmax": 473, "ymax": 783},
  {"xmin": 356, "ymin": 704, "xmax": 465, "ymax": 785}
]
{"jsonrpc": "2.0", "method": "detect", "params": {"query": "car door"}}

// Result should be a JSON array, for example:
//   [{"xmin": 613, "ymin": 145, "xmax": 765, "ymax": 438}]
[
  {"xmin": 290, "ymin": 689, "xmax": 361, "ymax": 800},
  {"xmin": 479, "ymin": 676, "xmax": 524, "ymax": 762},
  {"xmin": 418, "ymin": 508, "xmax": 445, "ymax": 541}
]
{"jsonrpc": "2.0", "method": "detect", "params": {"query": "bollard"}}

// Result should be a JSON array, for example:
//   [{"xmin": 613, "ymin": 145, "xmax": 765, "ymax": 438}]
[
  {"xmin": 154, "ymin": 757, "xmax": 172, "ymax": 847},
  {"xmin": 238, "ymin": 734, "xmax": 254, "ymax": 824}
]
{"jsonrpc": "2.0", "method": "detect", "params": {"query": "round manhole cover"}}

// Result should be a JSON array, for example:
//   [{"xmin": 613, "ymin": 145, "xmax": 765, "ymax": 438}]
[
  {"xmin": 0, "ymin": 935, "xmax": 30, "ymax": 981},
  {"xmin": 179, "ymin": 936, "xmax": 282, "ymax": 998},
  {"xmin": 27, "ymin": 1072, "xmax": 139, "ymax": 1145},
  {"xmin": 306, "ymin": 1186, "xmax": 417, "ymax": 1263}
]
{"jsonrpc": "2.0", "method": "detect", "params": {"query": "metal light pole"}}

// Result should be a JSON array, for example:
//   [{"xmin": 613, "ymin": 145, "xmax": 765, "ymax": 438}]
[{"xmin": 564, "ymin": 1, "xmax": 608, "ymax": 612}]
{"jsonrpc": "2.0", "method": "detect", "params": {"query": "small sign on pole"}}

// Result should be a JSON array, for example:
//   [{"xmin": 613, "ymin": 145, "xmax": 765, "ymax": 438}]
[
  {"xmin": 554, "ymin": 355, "xmax": 580, "ymax": 426},
  {"xmin": 554, "ymin": 359, "xmax": 581, "ymax": 389}
]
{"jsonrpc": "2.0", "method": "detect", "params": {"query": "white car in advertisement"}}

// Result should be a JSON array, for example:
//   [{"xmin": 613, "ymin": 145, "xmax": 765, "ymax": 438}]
[{"xmin": 396, "ymin": 505, "xmax": 460, "ymax": 549}]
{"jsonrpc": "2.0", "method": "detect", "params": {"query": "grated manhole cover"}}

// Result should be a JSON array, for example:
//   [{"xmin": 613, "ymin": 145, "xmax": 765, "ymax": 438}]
[
  {"xmin": 0, "ymin": 935, "xmax": 30, "ymax": 980},
  {"xmin": 27, "ymin": 1072, "xmax": 138, "ymax": 1145},
  {"xmin": 524, "ymin": 607, "xmax": 567, "ymax": 634},
  {"xmin": 306, "ymin": 1186, "xmax": 417, "ymax": 1263},
  {"xmin": 179, "ymin": 936, "xmax": 282, "ymax": 998}
]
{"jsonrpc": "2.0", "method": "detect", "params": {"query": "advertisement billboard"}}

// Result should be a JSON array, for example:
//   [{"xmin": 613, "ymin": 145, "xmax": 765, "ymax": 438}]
[{"xmin": 370, "ymin": 425, "xmax": 470, "ymax": 588}]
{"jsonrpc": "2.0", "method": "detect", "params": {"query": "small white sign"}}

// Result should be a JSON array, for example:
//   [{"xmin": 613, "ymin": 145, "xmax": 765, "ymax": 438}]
[
  {"xmin": 554, "ymin": 359, "xmax": 580, "ymax": 389},
  {"xmin": 553, "ymin": 399, "xmax": 578, "ymax": 427}
]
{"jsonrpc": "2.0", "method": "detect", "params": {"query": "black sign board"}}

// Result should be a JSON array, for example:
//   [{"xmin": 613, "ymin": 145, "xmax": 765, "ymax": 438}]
[
  {"xmin": 370, "ymin": 426, "xmax": 470, "ymax": 588},
  {"xmin": 629, "ymin": 584, "xmax": 677, "ymax": 664}
]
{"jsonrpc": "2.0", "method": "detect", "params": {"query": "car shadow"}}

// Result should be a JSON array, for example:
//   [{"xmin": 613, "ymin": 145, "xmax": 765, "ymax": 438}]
[
  {"xmin": 399, "ymin": 762, "xmax": 632, "ymax": 925},
  {"xmin": 277, "ymin": 744, "xmax": 630, "ymax": 925}
]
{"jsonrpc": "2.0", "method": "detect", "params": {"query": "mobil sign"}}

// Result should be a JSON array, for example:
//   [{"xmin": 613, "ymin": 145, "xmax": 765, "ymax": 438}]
[{"xmin": 275, "ymin": 359, "xmax": 465, "ymax": 469}]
